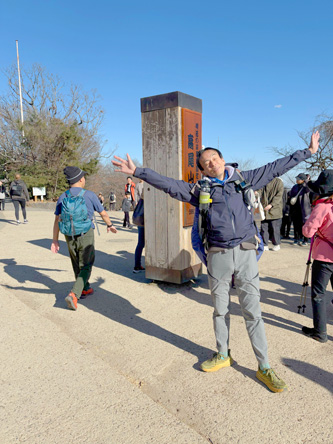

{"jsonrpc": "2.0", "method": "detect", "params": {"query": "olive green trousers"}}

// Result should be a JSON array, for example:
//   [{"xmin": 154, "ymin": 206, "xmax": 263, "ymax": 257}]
[{"xmin": 65, "ymin": 228, "xmax": 95, "ymax": 298}]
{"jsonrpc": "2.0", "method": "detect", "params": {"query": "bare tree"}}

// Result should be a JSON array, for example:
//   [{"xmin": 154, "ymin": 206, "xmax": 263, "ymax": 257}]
[
  {"xmin": 271, "ymin": 114, "xmax": 333, "ymax": 174},
  {"xmin": 0, "ymin": 63, "xmax": 106, "ymax": 197},
  {"xmin": 86, "ymin": 157, "xmax": 143, "ymax": 210},
  {"xmin": 232, "ymin": 158, "xmax": 257, "ymax": 171}
]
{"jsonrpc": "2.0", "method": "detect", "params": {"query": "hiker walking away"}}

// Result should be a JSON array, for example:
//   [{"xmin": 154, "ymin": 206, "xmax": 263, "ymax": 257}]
[
  {"xmin": 50, "ymin": 167, "xmax": 118, "ymax": 311},
  {"xmin": 290, "ymin": 173, "xmax": 312, "ymax": 246},
  {"xmin": 125, "ymin": 176, "xmax": 136, "ymax": 209},
  {"xmin": 109, "ymin": 191, "xmax": 116, "ymax": 211},
  {"xmin": 301, "ymin": 170, "xmax": 333, "ymax": 343},
  {"xmin": 259, "ymin": 177, "xmax": 284, "ymax": 251},
  {"xmin": 0, "ymin": 180, "xmax": 6, "ymax": 210},
  {"xmin": 112, "ymin": 131, "xmax": 320, "ymax": 393},
  {"xmin": 122, "ymin": 192, "xmax": 132, "ymax": 228},
  {"xmin": 9, "ymin": 174, "xmax": 29, "ymax": 224}
]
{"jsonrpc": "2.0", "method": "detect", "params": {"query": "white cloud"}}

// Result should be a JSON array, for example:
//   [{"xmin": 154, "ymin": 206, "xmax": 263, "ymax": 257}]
[{"xmin": 274, "ymin": 104, "xmax": 282, "ymax": 108}]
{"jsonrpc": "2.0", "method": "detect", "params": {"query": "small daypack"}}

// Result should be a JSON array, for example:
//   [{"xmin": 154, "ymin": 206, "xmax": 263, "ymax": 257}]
[
  {"xmin": 110, "ymin": 192, "xmax": 115, "ymax": 202},
  {"xmin": 59, "ymin": 189, "xmax": 92, "ymax": 237},
  {"xmin": 11, "ymin": 182, "xmax": 23, "ymax": 196}
]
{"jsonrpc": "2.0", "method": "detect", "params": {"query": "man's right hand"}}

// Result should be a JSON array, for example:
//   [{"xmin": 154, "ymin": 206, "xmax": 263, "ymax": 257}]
[
  {"xmin": 107, "ymin": 225, "xmax": 118, "ymax": 234},
  {"xmin": 112, "ymin": 154, "xmax": 136, "ymax": 175},
  {"xmin": 51, "ymin": 241, "xmax": 59, "ymax": 253}
]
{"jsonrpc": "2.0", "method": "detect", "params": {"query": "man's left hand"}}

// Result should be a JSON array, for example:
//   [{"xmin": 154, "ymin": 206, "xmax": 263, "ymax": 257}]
[{"xmin": 308, "ymin": 131, "xmax": 320, "ymax": 155}]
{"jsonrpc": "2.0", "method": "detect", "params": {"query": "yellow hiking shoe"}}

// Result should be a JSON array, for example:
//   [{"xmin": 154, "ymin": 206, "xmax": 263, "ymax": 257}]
[
  {"xmin": 200, "ymin": 351, "xmax": 234, "ymax": 372},
  {"xmin": 256, "ymin": 368, "xmax": 288, "ymax": 393}
]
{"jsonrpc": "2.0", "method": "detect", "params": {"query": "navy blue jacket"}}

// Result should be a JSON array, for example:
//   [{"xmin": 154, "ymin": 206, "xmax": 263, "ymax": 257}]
[
  {"xmin": 134, "ymin": 149, "xmax": 311, "ymax": 249},
  {"xmin": 289, "ymin": 183, "xmax": 312, "ymax": 223}
]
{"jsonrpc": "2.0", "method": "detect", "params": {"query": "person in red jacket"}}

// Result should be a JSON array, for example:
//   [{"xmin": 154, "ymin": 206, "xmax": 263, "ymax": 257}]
[
  {"xmin": 125, "ymin": 176, "xmax": 136, "ymax": 208},
  {"xmin": 302, "ymin": 170, "xmax": 333, "ymax": 343}
]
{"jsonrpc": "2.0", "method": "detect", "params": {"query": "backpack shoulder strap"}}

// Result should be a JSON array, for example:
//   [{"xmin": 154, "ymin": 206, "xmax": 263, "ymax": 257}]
[
  {"xmin": 235, "ymin": 169, "xmax": 252, "ymax": 188},
  {"xmin": 233, "ymin": 168, "xmax": 251, "ymax": 193},
  {"xmin": 236, "ymin": 169, "xmax": 246, "ymax": 182}
]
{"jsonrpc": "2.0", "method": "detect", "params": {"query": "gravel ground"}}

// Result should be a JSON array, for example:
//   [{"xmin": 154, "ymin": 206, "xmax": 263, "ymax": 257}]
[{"xmin": 0, "ymin": 208, "xmax": 332, "ymax": 444}]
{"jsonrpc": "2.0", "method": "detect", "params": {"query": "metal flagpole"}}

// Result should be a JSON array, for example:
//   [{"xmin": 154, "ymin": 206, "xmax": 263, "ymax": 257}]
[{"xmin": 15, "ymin": 40, "xmax": 25, "ymax": 139}]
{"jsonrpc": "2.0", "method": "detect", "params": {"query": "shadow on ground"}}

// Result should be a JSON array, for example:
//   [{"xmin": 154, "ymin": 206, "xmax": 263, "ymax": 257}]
[
  {"xmin": 27, "ymin": 238, "xmax": 150, "ymax": 283},
  {"xmin": 155, "ymin": 273, "xmax": 333, "ymax": 339},
  {"xmin": 282, "ymin": 358, "xmax": 333, "ymax": 393},
  {"xmin": 1, "ymin": 258, "xmax": 212, "ymax": 363}
]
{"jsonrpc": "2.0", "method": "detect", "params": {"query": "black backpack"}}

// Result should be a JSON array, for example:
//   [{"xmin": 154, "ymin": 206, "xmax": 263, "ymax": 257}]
[
  {"xmin": 11, "ymin": 182, "xmax": 23, "ymax": 196},
  {"xmin": 110, "ymin": 192, "xmax": 115, "ymax": 201}
]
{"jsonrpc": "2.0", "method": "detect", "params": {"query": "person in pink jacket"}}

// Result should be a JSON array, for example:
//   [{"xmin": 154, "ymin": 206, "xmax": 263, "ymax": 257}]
[{"xmin": 302, "ymin": 169, "xmax": 333, "ymax": 343}]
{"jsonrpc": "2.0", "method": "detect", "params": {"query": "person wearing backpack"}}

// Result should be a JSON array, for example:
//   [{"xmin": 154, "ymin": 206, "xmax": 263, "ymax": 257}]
[
  {"xmin": 9, "ymin": 174, "xmax": 30, "ymax": 224},
  {"xmin": 301, "ymin": 170, "xmax": 333, "ymax": 343},
  {"xmin": 51, "ymin": 166, "xmax": 118, "ymax": 310},
  {"xmin": 112, "ymin": 131, "xmax": 320, "ymax": 394},
  {"xmin": 109, "ymin": 191, "xmax": 116, "ymax": 211}
]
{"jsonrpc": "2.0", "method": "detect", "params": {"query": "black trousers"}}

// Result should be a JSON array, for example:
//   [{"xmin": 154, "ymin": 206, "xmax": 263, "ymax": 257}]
[
  {"xmin": 260, "ymin": 219, "xmax": 281, "ymax": 246},
  {"xmin": 292, "ymin": 214, "xmax": 308, "ymax": 242},
  {"xmin": 12, "ymin": 199, "xmax": 27, "ymax": 220},
  {"xmin": 310, "ymin": 260, "xmax": 333, "ymax": 338},
  {"xmin": 123, "ymin": 211, "xmax": 130, "ymax": 227},
  {"xmin": 280, "ymin": 214, "xmax": 291, "ymax": 237}
]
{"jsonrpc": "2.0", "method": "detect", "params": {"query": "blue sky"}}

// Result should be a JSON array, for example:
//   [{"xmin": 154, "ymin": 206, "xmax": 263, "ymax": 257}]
[{"xmin": 1, "ymin": 0, "xmax": 332, "ymax": 179}]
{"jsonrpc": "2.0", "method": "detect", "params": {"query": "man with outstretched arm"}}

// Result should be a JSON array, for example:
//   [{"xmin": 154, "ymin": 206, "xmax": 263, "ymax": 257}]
[{"xmin": 112, "ymin": 131, "xmax": 320, "ymax": 393}]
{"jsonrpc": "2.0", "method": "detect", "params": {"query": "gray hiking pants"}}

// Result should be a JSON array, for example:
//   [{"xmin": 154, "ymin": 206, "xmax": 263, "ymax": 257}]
[{"xmin": 207, "ymin": 245, "xmax": 269, "ymax": 368}]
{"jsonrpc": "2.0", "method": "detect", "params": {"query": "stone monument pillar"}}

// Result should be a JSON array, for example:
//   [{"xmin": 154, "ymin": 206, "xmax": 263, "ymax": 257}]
[{"xmin": 141, "ymin": 91, "xmax": 203, "ymax": 283}]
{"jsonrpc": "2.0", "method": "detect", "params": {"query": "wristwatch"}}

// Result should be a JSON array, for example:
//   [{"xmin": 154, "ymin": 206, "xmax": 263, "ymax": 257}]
[{"xmin": 107, "ymin": 224, "xmax": 113, "ymax": 228}]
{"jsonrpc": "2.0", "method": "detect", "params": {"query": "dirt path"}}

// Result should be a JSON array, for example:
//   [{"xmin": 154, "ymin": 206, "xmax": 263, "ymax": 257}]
[{"xmin": 0, "ymin": 209, "xmax": 332, "ymax": 443}]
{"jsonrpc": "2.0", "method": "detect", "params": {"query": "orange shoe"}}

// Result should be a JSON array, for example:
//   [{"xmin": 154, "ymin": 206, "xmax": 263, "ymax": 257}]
[
  {"xmin": 65, "ymin": 292, "xmax": 78, "ymax": 310},
  {"xmin": 81, "ymin": 288, "xmax": 94, "ymax": 299}
]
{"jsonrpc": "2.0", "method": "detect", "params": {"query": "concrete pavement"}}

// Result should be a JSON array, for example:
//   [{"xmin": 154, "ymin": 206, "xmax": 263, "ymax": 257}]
[{"xmin": 0, "ymin": 206, "xmax": 332, "ymax": 444}]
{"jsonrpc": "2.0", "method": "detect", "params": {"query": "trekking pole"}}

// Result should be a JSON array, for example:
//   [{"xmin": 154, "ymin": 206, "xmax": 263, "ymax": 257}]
[
  {"xmin": 93, "ymin": 213, "xmax": 100, "ymax": 236},
  {"xmin": 297, "ymin": 237, "xmax": 314, "ymax": 313}
]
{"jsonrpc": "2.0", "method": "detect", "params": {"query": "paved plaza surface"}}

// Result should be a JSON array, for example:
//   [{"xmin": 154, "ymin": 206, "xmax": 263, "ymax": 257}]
[{"xmin": 0, "ymin": 203, "xmax": 332, "ymax": 444}]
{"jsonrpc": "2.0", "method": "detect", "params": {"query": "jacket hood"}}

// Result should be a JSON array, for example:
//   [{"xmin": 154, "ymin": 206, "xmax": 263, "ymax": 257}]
[
  {"xmin": 203, "ymin": 165, "xmax": 237, "ymax": 185},
  {"xmin": 308, "ymin": 169, "xmax": 333, "ymax": 197}
]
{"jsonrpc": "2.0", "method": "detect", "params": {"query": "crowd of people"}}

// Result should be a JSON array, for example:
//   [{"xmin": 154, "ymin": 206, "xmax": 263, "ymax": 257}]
[
  {"xmin": 256, "ymin": 172, "xmax": 317, "ymax": 251},
  {"xmin": 1, "ymin": 129, "xmax": 332, "ymax": 395}
]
